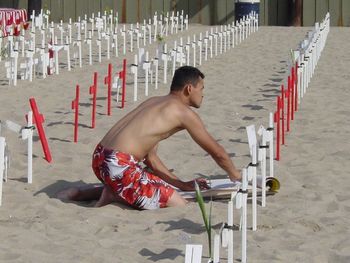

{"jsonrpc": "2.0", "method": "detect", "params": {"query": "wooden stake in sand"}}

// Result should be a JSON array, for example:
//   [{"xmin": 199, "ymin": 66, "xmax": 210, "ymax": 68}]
[
  {"xmin": 120, "ymin": 59, "xmax": 127, "ymax": 109},
  {"xmin": 89, "ymin": 72, "xmax": 98, "ymax": 128},
  {"xmin": 71, "ymin": 85, "xmax": 80, "ymax": 143},
  {"xmin": 281, "ymin": 85, "xmax": 285, "ymax": 145},
  {"xmin": 29, "ymin": 98, "xmax": 52, "ymax": 163},
  {"xmin": 105, "ymin": 64, "xmax": 112, "ymax": 115}
]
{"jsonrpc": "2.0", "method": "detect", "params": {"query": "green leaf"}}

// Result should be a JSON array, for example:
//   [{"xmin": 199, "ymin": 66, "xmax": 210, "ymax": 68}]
[{"xmin": 195, "ymin": 181, "xmax": 212, "ymax": 259}]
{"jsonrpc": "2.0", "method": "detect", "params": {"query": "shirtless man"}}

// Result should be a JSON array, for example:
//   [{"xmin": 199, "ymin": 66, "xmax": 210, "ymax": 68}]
[{"xmin": 59, "ymin": 66, "xmax": 241, "ymax": 210}]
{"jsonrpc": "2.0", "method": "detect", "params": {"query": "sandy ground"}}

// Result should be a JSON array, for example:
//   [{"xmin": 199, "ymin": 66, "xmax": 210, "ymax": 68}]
[{"xmin": 0, "ymin": 24, "xmax": 349, "ymax": 263}]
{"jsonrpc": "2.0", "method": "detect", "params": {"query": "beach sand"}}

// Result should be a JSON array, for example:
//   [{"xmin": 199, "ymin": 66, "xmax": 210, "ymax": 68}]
[{"xmin": 0, "ymin": 25, "xmax": 349, "ymax": 262}]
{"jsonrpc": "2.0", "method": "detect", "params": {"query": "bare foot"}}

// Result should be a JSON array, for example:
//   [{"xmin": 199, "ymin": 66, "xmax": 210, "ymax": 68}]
[
  {"xmin": 95, "ymin": 186, "xmax": 117, "ymax": 207},
  {"xmin": 56, "ymin": 187, "xmax": 80, "ymax": 201}
]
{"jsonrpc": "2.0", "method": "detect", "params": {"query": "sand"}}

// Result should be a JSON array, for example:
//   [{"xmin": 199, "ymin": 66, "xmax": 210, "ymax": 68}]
[{"xmin": 0, "ymin": 24, "xmax": 349, "ymax": 263}]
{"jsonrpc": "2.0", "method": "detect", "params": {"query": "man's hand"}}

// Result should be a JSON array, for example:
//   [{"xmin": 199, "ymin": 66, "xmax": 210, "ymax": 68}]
[{"xmin": 180, "ymin": 178, "xmax": 211, "ymax": 191}]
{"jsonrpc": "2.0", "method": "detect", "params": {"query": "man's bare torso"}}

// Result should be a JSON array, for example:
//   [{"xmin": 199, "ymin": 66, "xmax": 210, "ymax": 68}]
[{"xmin": 100, "ymin": 95, "xmax": 188, "ymax": 160}]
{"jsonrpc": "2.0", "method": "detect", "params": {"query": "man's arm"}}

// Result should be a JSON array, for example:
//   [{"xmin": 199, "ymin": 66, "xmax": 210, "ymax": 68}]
[
  {"xmin": 144, "ymin": 145, "xmax": 209, "ymax": 191},
  {"xmin": 181, "ymin": 109, "xmax": 241, "ymax": 181}
]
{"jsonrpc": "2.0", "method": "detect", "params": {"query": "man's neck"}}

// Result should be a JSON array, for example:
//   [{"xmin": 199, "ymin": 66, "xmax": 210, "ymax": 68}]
[{"xmin": 168, "ymin": 91, "xmax": 190, "ymax": 106}]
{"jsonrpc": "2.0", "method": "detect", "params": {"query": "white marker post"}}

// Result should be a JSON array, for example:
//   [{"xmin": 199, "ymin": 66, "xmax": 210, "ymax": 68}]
[
  {"xmin": 54, "ymin": 37, "xmax": 60, "ymax": 75},
  {"xmin": 113, "ymin": 30, "xmax": 118, "ymax": 57},
  {"xmin": 219, "ymin": 28, "xmax": 223, "ymax": 54},
  {"xmin": 186, "ymin": 36, "xmax": 191, "ymax": 65},
  {"xmin": 227, "ymin": 194, "xmax": 234, "ymax": 263},
  {"xmin": 185, "ymin": 244, "xmax": 202, "ymax": 263},
  {"xmin": 21, "ymin": 111, "xmax": 34, "ymax": 184},
  {"xmin": 153, "ymin": 13, "xmax": 158, "ymax": 42},
  {"xmin": 131, "ymin": 54, "xmax": 138, "ymax": 101},
  {"xmin": 226, "ymin": 25, "xmax": 230, "ymax": 50},
  {"xmin": 192, "ymin": 35, "xmax": 196, "ymax": 67},
  {"xmin": 198, "ymin": 33, "xmax": 203, "ymax": 66},
  {"xmin": 142, "ymin": 22, "xmax": 146, "ymax": 46},
  {"xmin": 185, "ymin": 14, "xmax": 189, "ymax": 30},
  {"xmin": 250, "ymin": 143, "xmax": 257, "ymax": 231},
  {"xmin": 0, "ymin": 137, "xmax": 5, "ymax": 206},
  {"xmin": 68, "ymin": 19, "xmax": 72, "ymax": 43},
  {"xmin": 0, "ymin": 35, "xmax": 2, "ymax": 62},
  {"xmin": 209, "ymin": 30, "xmax": 213, "ymax": 58},
  {"xmin": 90, "ymin": 14, "xmax": 94, "ymax": 37},
  {"xmin": 128, "ymin": 25, "xmax": 134, "ymax": 52},
  {"xmin": 268, "ymin": 112, "xmax": 274, "ymax": 178},
  {"xmin": 213, "ymin": 234, "xmax": 220, "ymax": 263},
  {"xmin": 148, "ymin": 20, "xmax": 152, "ymax": 44},
  {"xmin": 165, "ymin": 16, "xmax": 169, "ymax": 36},
  {"xmin": 154, "ymin": 57, "xmax": 159, "ymax": 90},
  {"xmin": 178, "ymin": 38, "xmax": 184, "ymax": 67},
  {"xmin": 58, "ymin": 21, "xmax": 64, "ymax": 45},
  {"xmin": 258, "ymin": 125, "xmax": 268, "ymax": 207},
  {"xmin": 112, "ymin": 74, "xmax": 121, "ymax": 103},
  {"xmin": 87, "ymin": 30, "xmax": 92, "ymax": 65},
  {"xmin": 204, "ymin": 31, "xmax": 208, "ymax": 61},
  {"xmin": 161, "ymin": 44, "xmax": 168, "ymax": 84},
  {"xmin": 223, "ymin": 26, "xmax": 227, "ymax": 52},
  {"xmin": 77, "ymin": 39, "xmax": 82, "ymax": 67},
  {"xmin": 106, "ymin": 29, "xmax": 111, "ymax": 60},
  {"xmin": 64, "ymin": 36, "xmax": 71, "ymax": 71},
  {"xmin": 142, "ymin": 52, "xmax": 151, "ymax": 96},
  {"xmin": 121, "ymin": 25, "xmax": 126, "ymax": 54},
  {"xmin": 246, "ymin": 125, "xmax": 258, "ymax": 231},
  {"xmin": 96, "ymin": 36, "xmax": 102, "ymax": 63},
  {"xmin": 241, "ymin": 168, "xmax": 248, "ymax": 263},
  {"xmin": 135, "ymin": 25, "xmax": 140, "ymax": 49},
  {"xmin": 171, "ymin": 41, "xmax": 177, "ymax": 76},
  {"xmin": 214, "ymin": 29, "xmax": 218, "ymax": 56}
]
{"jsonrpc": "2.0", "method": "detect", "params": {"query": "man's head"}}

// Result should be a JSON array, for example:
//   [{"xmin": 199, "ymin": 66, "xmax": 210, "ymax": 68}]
[{"xmin": 170, "ymin": 66, "xmax": 205, "ymax": 108}]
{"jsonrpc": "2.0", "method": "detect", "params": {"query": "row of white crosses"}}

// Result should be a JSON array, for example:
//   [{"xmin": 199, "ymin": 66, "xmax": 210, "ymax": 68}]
[
  {"xmin": 295, "ymin": 13, "xmax": 330, "ymax": 105},
  {"xmin": 185, "ymin": 113, "xmax": 275, "ymax": 263},
  {"xmin": 212, "ymin": 114, "xmax": 275, "ymax": 263},
  {"xmin": 131, "ymin": 13, "xmax": 259, "ymax": 103},
  {"xmin": 1, "ymin": 9, "xmax": 189, "ymax": 86}
]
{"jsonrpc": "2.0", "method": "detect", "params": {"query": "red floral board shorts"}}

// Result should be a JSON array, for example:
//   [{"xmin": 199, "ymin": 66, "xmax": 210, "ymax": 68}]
[{"xmin": 92, "ymin": 144, "xmax": 175, "ymax": 210}]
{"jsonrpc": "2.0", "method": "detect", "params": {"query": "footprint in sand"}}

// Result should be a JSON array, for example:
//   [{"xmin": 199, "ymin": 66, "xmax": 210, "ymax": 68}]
[{"xmin": 296, "ymin": 219, "xmax": 321, "ymax": 233}]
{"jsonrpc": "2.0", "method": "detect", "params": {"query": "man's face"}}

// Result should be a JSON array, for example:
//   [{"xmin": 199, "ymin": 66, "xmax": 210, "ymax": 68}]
[{"xmin": 190, "ymin": 77, "xmax": 204, "ymax": 108}]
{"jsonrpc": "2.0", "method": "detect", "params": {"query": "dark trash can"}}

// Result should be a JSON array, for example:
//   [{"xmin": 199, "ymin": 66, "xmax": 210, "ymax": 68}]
[{"xmin": 235, "ymin": 0, "xmax": 260, "ymax": 22}]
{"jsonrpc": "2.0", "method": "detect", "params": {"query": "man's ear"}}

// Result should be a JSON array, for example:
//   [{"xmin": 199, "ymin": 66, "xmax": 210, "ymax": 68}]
[{"xmin": 184, "ymin": 84, "xmax": 192, "ymax": 95}]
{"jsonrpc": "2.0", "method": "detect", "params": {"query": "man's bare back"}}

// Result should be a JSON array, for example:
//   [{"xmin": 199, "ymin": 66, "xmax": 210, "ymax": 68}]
[
  {"xmin": 100, "ymin": 95, "xmax": 189, "ymax": 161},
  {"xmin": 58, "ymin": 66, "xmax": 241, "ymax": 210}
]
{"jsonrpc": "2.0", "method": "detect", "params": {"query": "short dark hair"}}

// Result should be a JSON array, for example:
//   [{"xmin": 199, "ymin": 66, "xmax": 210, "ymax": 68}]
[{"xmin": 170, "ymin": 66, "xmax": 205, "ymax": 92}]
